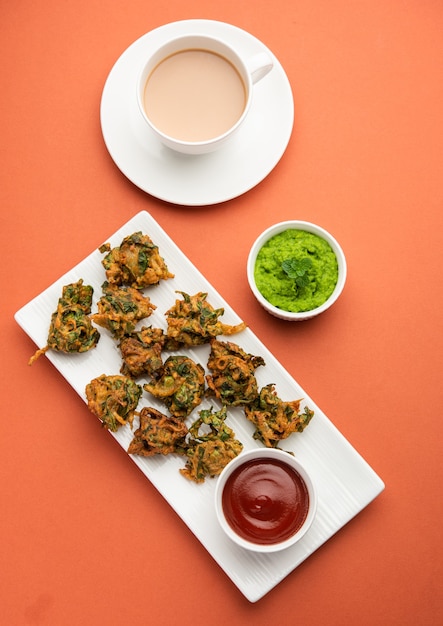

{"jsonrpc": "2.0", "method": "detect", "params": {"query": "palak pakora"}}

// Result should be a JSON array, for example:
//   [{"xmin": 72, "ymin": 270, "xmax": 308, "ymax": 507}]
[
  {"xmin": 165, "ymin": 291, "xmax": 246, "ymax": 347},
  {"xmin": 90, "ymin": 281, "xmax": 156, "ymax": 339},
  {"xmin": 99, "ymin": 231, "xmax": 174, "ymax": 289},
  {"xmin": 127, "ymin": 406, "xmax": 188, "ymax": 457},
  {"xmin": 29, "ymin": 279, "xmax": 100, "ymax": 365},
  {"xmin": 180, "ymin": 406, "xmax": 243, "ymax": 483},
  {"xmin": 119, "ymin": 326, "xmax": 165, "ymax": 378},
  {"xmin": 206, "ymin": 339, "xmax": 265, "ymax": 406},
  {"xmin": 244, "ymin": 383, "xmax": 314, "ymax": 448},
  {"xmin": 85, "ymin": 374, "xmax": 142, "ymax": 432},
  {"xmin": 143, "ymin": 355, "xmax": 205, "ymax": 419}
]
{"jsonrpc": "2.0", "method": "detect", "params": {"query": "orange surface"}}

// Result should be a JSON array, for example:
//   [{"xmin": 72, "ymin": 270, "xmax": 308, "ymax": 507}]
[{"xmin": 2, "ymin": 1, "xmax": 443, "ymax": 624}]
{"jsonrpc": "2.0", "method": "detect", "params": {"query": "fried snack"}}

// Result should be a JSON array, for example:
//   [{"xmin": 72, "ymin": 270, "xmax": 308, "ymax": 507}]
[
  {"xmin": 29, "ymin": 279, "xmax": 100, "ymax": 365},
  {"xmin": 165, "ymin": 291, "xmax": 246, "ymax": 347},
  {"xmin": 90, "ymin": 281, "xmax": 156, "ymax": 339},
  {"xmin": 244, "ymin": 383, "xmax": 314, "ymax": 448},
  {"xmin": 206, "ymin": 339, "xmax": 265, "ymax": 406},
  {"xmin": 119, "ymin": 326, "xmax": 165, "ymax": 378},
  {"xmin": 85, "ymin": 374, "xmax": 142, "ymax": 432},
  {"xmin": 180, "ymin": 406, "xmax": 243, "ymax": 483},
  {"xmin": 99, "ymin": 231, "xmax": 174, "ymax": 288},
  {"xmin": 143, "ymin": 355, "xmax": 205, "ymax": 419},
  {"xmin": 127, "ymin": 406, "xmax": 188, "ymax": 457}
]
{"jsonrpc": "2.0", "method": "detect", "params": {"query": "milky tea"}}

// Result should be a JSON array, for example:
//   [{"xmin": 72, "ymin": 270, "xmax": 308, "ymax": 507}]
[{"xmin": 142, "ymin": 48, "xmax": 247, "ymax": 142}]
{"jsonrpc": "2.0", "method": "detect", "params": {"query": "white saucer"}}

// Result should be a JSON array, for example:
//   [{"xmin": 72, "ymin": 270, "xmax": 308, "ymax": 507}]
[{"xmin": 100, "ymin": 20, "xmax": 294, "ymax": 206}]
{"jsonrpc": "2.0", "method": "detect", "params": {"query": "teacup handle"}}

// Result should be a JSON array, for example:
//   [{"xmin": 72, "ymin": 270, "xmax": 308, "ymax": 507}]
[{"xmin": 246, "ymin": 52, "xmax": 274, "ymax": 84}]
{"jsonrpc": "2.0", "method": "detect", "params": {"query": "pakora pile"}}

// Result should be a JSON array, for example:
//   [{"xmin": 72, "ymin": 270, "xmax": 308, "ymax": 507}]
[
  {"xmin": 206, "ymin": 339, "xmax": 265, "ymax": 406},
  {"xmin": 91, "ymin": 282, "xmax": 156, "ymax": 339},
  {"xmin": 144, "ymin": 355, "xmax": 205, "ymax": 419},
  {"xmin": 85, "ymin": 374, "xmax": 142, "ymax": 432},
  {"xmin": 165, "ymin": 291, "xmax": 247, "ymax": 347},
  {"xmin": 100, "ymin": 231, "xmax": 174, "ymax": 288},
  {"xmin": 244, "ymin": 383, "xmax": 314, "ymax": 448},
  {"xmin": 29, "ymin": 279, "xmax": 100, "ymax": 365},
  {"xmin": 29, "ymin": 228, "xmax": 315, "ymax": 487},
  {"xmin": 180, "ymin": 406, "xmax": 243, "ymax": 483},
  {"xmin": 127, "ymin": 407, "xmax": 188, "ymax": 457}
]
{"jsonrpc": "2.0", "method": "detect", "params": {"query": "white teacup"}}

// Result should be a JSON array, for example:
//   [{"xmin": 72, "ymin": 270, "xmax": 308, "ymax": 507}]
[{"xmin": 136, "ymin": 34, "xmax": 273, "ymax": 154}]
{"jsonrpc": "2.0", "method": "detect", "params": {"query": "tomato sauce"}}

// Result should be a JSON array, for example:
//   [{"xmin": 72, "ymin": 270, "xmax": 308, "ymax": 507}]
[{"xmin": 222, "ymin": 458, "xmax": 310, "ymax": 545}]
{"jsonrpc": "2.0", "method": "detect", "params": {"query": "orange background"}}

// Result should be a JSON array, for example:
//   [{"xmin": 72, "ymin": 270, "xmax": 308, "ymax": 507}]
[{"xmin": 2, "ymin": 1, "xmax": 443, "ymax": 624}]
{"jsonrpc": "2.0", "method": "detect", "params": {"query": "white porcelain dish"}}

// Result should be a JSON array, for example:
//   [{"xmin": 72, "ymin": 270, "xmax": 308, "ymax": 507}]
[
  {"xmin": 15, "ymin": 211, "xmax": 384, "ymax": 602},
  {"xmin": 247, "ymin": 221, "xmax": 347, "ymax": 320},
  {"xmin": 100, "ymin": 20, "xmax": 294, "ymax": 205}
]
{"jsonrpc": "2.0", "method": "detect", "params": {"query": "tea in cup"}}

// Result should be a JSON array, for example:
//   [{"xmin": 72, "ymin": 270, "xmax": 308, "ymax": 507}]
[{"xmin": 136, "ymin": 34, "xmax": 273, "ymax": 154}]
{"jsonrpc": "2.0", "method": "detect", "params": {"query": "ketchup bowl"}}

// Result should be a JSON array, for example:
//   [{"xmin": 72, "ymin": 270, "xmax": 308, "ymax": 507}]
[{"xmin": 215, "ymin": 448, "xmax": 317, "ymax": 552}]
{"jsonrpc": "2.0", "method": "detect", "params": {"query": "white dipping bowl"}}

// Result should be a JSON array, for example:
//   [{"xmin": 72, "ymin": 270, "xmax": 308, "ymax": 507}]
[
  {"xmin": 247, "ymin": 220, "xmax": 347, "ymax": 321},
  {"xmin": 215, "ymin": 448, "xmax": 317, "ymax": 553}
]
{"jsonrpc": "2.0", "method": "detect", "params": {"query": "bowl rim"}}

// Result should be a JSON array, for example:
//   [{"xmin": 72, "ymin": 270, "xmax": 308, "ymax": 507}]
[
  {"xmin": 246, "ymin": 220, "xmax": 347, "ymax": 320},
  {"xmin": 214, "ymin": 447, "xmax": 317, "ymax": 552}
]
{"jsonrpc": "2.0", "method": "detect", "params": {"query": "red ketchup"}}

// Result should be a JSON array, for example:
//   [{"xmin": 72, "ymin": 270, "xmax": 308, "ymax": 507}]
[{"xmin": 222, "ymin": 458, "xmax": 310, "ymax": 545}]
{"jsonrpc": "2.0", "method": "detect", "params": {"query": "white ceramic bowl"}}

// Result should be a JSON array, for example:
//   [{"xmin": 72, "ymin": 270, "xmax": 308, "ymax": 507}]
[
  {"xmin": 247, "ymin": 220, "xmax": 347, "ymax": 321},
  {"xmin": 215, "ymin": 448, "xmax": 317, "ymax": 552}
]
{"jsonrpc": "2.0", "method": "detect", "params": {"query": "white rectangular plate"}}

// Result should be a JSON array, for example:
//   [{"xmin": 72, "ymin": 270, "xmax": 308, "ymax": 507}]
[{"xmin": 15, "ymin": 211, "xmax": 384, "ymax": 602}]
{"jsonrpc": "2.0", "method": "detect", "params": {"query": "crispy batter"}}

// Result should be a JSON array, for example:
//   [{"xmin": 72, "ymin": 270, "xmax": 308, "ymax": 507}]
[
  {"xmin": 85, "ymin": 374, "xmax": 142, "ymax": 431},
  {"xmin": 244, "ymin": 383, "xmax": 314, "ymax": 447},
  {"xmin": 180, "ymin": 406, "xmax": 243, "ymax": 483},
  {"xmin": 127, "ymin": 406, "xmax": 188, "ymax": 457},
  {"xmin": 119, "ymin": 326, "xmax": 165, "ymax": 378},
  {"xmin": 143, "ymin": 355, "xmax": 205, "ymax": 419},
  {"xmin": 165, "ymin": 291, "xmax": 246, "ymax": 347},
  {"xmin": 206, "ymin": 339, "xmax": 265, "ymax": 406},
  {"xmin": 29, "ymin": 279, "xmax": 100, "ymax": 365},
  {"xmin": 100, "ymin": 231, "xmax": 174, "ymax": 288},
  {"xmin": 90, "ymin": 281, "xmax": 156, "ymax": 339}
]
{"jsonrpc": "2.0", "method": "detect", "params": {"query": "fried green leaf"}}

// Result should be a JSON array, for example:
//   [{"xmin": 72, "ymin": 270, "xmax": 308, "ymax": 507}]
[
  {"xmin": 244, "ymin": 383, "xmax": 314, "ymax": 447},
  {"xmin": 206, "ymin": 339, "xmax": 265, "ymax": 406},
  {"xmin": 100, "ymin": 231, "xmax": 174, "ymax": 288},
  {"xmin": 91, "ymin": 282, "xmax": 156, "ymax": 339},
  {"xmin": 85, "ymin": 374, "xmax": 142, "ymax": 431},
  {"xmin": 119, "ymin": 326, "xmax": 165, "ymax": 378},
  {"xmin": 180, "ymin": 406, "xmax": 243, "ymax": 483},
  {"xmin": 143, "ymin": 355, "xmax": 205, "ymax": 419},
  {"xmin": 165, "ymin": 291, "xmax": 246, "ymax": 347},
  {"xmin": 29, "ymin": 279, "xmax": 100, "ymax": 365},
  {"xmin": 127, "ymin": 406, "xmax": 188, "ymax": 457}
]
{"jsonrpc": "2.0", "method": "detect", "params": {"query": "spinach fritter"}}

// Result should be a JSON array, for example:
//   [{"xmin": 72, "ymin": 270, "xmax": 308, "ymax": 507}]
[
  {"xmin": 165, "ymin": 291, "xmax": 246, "ymax": 347},
  {"xmin": 91, "ymin": 282, "xmax": 156, "ymax": 339},
  {"xmin": 127, "ymin": 406, "xmax": 188, "ymax": 457},
  {"xmin": 100, "ymin": 231, "xmax": 174, "ymax": 288},
  {"xmin": 244, "ymin": 383, "xmax": 314, "ymax": 448},
  {"xmin": 119, "ymin": 326, "xmax": 165, "ymax": 378},
  {"xmin": 85, "ymin": 374, "xmax": 142, "ymax": 431},
  {"xmin": 180, "ymin": 406, "xmax": 243, "ymax": 483},
  {"xmin": 29, "ymin": 279, "xmax": 100, "ymax": 365},
  {"xmin": 143, "ymin": 355, "xmax": 205, "ymax": 419},
  {"xmin": 206, "ymin": 339, "xmax": 265, "ymax": 406}
]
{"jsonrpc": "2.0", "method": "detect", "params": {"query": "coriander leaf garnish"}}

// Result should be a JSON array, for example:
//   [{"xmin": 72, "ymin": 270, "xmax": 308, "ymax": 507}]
[{"xmin": 281, "ymin": 257, "xmax": 313, "ymax": 288}]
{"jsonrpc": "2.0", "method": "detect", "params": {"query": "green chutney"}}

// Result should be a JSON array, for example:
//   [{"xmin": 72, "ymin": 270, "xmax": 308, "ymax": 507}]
[{"xmin": 254, "ymin": 229, "xmax": 338, "ymax": 313}]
